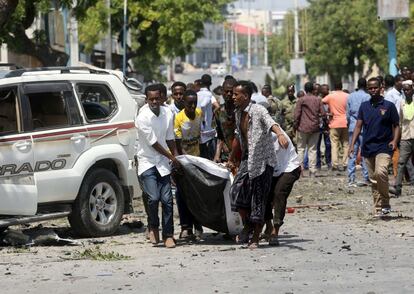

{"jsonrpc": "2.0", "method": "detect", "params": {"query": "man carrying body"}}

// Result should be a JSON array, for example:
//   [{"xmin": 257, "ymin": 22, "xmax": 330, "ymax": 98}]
[
  {"xmin": 348, "ymin": 78, "xmax": 400, "ymax": 216},
  {"xmin": 214, "ymin": 78, "xmax": 237, "ymax": 163},
  {"xmin": 346, "ymin": 78, "xmax": 370, "ymax": 186},
  {"xmin": 136, "ymin": 85, "xmax": 180, "ymax": 248},
  {"xmin": 168, "ymin": 81, "xmax": 186, "ymax": 115},
  {"xmin": 197, "ymin": 75, "xmax": 220, "ymax": 160},
  {"xmin": 322, "ymin": 81, "xmax": 349, "ymax": 171},
  {"xmin": 228, "ymin": 81, "xmax": 288, "ymax": 248},
  {"xmin": 174, "ymin": 90, "xmax": 203, "ymax": 240},
  {"xmin": 294, "ymin": 82, "xmax": 325, "ymax": 177},
  {"xmin": 264, "ymin": 129, "xmax": 301, "ymax": 246}
]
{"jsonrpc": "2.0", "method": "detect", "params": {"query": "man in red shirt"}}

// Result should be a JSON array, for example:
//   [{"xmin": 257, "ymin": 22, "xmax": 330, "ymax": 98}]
[{"xmin": 322, "ymin": 81, "xmax": 349, "ymax": 171}]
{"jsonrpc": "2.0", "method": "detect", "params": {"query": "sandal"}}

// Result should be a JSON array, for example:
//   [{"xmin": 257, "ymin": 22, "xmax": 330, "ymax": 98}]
[{"xmin": 268, "ymin": 235, "xmax": 280, "ymax": 247}]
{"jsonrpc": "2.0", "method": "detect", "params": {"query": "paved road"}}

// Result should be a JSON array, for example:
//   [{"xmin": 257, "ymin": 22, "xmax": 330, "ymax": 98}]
[{"xmin": 1, "ymin": 171, "xmax": 414, "ymax": 293}]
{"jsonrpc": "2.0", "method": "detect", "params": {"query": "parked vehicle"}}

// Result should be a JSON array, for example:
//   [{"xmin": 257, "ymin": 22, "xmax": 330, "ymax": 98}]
[{"xmin": 0, "ymin": 67, "xmax": 140, "ymax": 237}]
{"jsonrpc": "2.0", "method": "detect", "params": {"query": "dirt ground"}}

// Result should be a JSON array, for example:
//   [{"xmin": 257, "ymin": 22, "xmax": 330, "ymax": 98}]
[{"xmin": 1, "ymin": 169, "xmax": 414, "ymax": 294}]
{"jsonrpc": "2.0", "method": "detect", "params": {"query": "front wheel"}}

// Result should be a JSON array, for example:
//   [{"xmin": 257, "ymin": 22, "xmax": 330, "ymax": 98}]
[{"xmin": 69, "ymin": 168, "xmax": 125, "ymax": 237}]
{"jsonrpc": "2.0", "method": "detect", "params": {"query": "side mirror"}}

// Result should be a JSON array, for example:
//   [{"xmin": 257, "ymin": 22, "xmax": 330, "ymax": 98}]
[{"xmin": 125, "ymin": 78, "xmax": 143, "ymax": 92}]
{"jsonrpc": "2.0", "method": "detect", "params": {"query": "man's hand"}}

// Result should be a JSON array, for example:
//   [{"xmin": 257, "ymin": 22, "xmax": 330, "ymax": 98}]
[
  {"xmin": 348, "ymin": 145, "xmax": 354, "ymax": 158},
  {"xmin": 389, "ymin": 140, "xmax": 397, "ymax": 151},
  {"xmin": 226, "ymin": 161, "xmax": 237, "ymax": 175},
  {"xmin": 171, "ymin": 157, "xmax": 182, "ymax": 171},
  {"xmin": 277, "ymin": 134, "xmax": 289, "ymax": 149}
]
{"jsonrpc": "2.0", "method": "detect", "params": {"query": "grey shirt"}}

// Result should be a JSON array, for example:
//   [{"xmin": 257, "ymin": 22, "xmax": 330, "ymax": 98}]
[{"xmin": 235, "ymin": 102, "xmax": 278, "ymax": 179}]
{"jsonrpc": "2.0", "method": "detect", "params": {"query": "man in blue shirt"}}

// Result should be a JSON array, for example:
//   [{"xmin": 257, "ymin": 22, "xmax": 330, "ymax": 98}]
[
  {"xmin": 348, "ymin": 77, "xmax": 400, "ymax": 216},
  {"xmin": 346, "ymin": 78, "xmax": 370, "ymax": 186}
]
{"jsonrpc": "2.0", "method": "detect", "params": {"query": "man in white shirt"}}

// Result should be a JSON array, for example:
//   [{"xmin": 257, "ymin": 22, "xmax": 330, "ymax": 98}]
[
  {"xmin": 264, "ymin": 130, "xmax": 301, "ymax": 246},
  {"xmin": 197, "ymin": 74, "xmax": 220, "ymax": 160},
  {"xmin": 384, "ymin": 74, "xmax": 404, "ymax": 181},
  {"xmin": 136, "ymin": 84, "xmax": 180, "ymax": 248}
]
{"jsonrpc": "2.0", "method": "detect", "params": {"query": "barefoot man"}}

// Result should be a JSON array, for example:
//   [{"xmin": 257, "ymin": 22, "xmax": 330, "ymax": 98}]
[{"xmin": 228, "ymin": 81, "xmax": 288, "ymax": 248}]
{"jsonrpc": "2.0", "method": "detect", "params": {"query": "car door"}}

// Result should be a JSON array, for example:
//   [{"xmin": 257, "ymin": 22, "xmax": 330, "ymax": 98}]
[
  {"xmin": 0, "ymin": 85, "xmax": 37, "ymax": 215},
  {"xmin": 23, "ymin": 82, "xmax": 89, "ymax": 203}
]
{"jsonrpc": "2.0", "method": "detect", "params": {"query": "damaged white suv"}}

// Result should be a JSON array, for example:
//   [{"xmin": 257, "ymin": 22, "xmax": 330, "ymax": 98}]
[{"xmin": 0, "ymin": 67, "xmax": 139, "ymax": 237}]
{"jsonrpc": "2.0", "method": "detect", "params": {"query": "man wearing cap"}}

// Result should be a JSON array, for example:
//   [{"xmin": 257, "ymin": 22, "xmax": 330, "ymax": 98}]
[
  {"xmin": 197, "ymin": 74, "xmax": 220, "ymax": 160},
  {"xmin": 390, "ymin": 80, "xmax": 414, "ymax": 197}
]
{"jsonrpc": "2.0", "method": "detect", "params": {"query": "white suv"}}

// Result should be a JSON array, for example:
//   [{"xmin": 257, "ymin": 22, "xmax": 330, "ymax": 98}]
[{"xmin": 0, "ymin": 67, "xmax": 139, "ymax": 237}]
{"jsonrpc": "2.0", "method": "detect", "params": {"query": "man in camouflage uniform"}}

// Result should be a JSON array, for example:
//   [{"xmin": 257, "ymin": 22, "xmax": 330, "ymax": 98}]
[
  {"xmin": 262, "ymin": 84, "xmax": 283, "ymax": 127},
  {"xmin": 280, "ymin": 84, "xmax": 297, "ymax": 145},
  {"xmin": 214, "ymin": 78, "xmax": 237, "ymax": 162}
]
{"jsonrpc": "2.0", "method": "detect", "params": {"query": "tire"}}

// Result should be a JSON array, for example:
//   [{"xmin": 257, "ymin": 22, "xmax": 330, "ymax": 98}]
[
  {"xmin": 0, "ymin": 226, "xmax": 8, "ymax": 234},
  {"xmin": 69, "ymin": 168, "xmax": 125, "ymax": 237}
]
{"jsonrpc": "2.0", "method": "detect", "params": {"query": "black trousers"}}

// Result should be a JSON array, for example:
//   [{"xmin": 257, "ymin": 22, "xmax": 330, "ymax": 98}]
[{"xmin": 265, "ymin": 167, "xmax": 301, "ymax": 226}]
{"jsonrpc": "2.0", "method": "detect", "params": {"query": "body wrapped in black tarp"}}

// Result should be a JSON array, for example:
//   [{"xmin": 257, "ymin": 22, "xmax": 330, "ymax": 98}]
[{"xmin": 174, "ymin": 155, "xmax": 243, "ymax": 235}]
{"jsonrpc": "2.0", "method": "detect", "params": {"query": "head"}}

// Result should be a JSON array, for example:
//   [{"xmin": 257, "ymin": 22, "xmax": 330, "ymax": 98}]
[
  {"xmin": 304, "ymin": 82, "xmax": 314, "ymax": 94},
  {"xmin": 333, "ymin": 80, "xmax": 342, "ymax": 91},
  {"xmin": 261, "ymin": 84, "xmax": 272, "ymax": 98},
  {"xmin": 156, "ymin": 83, "xmax": 167, "ymax": 103},
  {"xmin": 384, "ymin": 74, "xmax": 395, "ymax": 89},
  {"xmin": 183, "ymin": 90, "xmax": 198, "ymax": 117},
  {"xmin": 171, "ymin": 81, "xmax": 186, "ymax": 110},
  {"xmin": 233, "ymin": 80, "xmax": 253, "ymax": 109},
  {"xmin": 186, "ymin": 82, "xmax": 195, "ymax": 91},
  {"xmin": 213, "ymin": 85, "xmax": 223, "ymax": 96},
  {"xmin": 395, "ymin": 74, "xmax": 404, "ymax": 91},
  {"xmin": 313, "ymin": 83, "xmax": 321, "ymax": 96},
  {"xmin": 200, "ymin": 74, "xmax": 212, "ymax": 89},
  {"xmin": 287, "ymin": 84, "xmax": 295, "ymax": 100},
  {"xmin": 145, "ymin": 84, "xmax": 162, "ymax": 115},
  {"xmin": 357, "ymin": 78, "xmax": 367, "ymax": 90},
  {"xmin": 320, "ymin": 84, "xmax": 329, "ymax": 97},
  {"xmin": 367, "ymin": 77, "xmax": 381, "ymax": 98},
  {"xmin": 402, "ymin": 66, "xmax": 411, "ymax": 80},
  {"xmin": 402, "ymin": 80, "xmax": 413, "ymax": 101},
  {"xmin": 222, "ymin": 78, "xmax": 237, "ymax": 103},
  {"xmin": 224, "ymin": 75, "xmax": 235, "ymax": 80},
  {"xmin": 297, "ymin": 90, "xmax": 305, "ymax": 98},
  {"xmin": 193, "ymin": 79, "xmax": 202, "ymax": 92},
  {"xmin": 250, "ymin": 82, "xmax": 258, "ymax": 93}
]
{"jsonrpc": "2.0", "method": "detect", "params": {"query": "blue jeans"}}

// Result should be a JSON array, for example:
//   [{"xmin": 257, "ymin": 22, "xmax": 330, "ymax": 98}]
[
  {"xmin": 317, "ymin": 131, "xmax": 331, "ymax": 168},
  {"xmin": 139, "ymin": 167, "xmax": 173, "ymax": 238},
  {"xmin": 347, "ymin": 132, "xmax": 369, "ymax": 183}
]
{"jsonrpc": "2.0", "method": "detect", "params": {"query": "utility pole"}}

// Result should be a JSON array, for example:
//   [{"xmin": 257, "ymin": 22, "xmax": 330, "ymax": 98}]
[
  {"xmin": 105, "ymin": 0, "xmax": 112, "ymax": 69},
  {"xmin": 386, "ymin": 20, "xmax": 398, "ymax": 76},
  {"xmin": 122, "ymin": 0, "xmax": 127, "ymax": 75},
  {"xmin": 246, "ymin": 0, "xmax": 253, "ymax": 70},
  {"xmin": 294, "ymin": 0, "xmax": 300, "ymax": 91},
  {"xmin": 263, "ymin": 11, "xmax": 270, "ymax": 67}
]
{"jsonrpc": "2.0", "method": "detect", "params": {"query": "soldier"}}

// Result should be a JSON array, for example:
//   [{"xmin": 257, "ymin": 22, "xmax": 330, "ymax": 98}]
[{"xmin": 280, "ymin": 84, "xmax": 297, "ymax": 145}]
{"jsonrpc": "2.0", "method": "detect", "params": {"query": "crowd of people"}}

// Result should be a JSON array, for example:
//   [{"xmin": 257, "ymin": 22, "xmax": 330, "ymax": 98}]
[{"xmin": 134, "ymin": 68, "xmax": 414, "ymax": 249}]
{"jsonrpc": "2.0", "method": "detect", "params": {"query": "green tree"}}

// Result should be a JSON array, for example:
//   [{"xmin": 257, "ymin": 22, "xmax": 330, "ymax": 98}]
[
  {"xmin": 305, "ymin": 0, "xmax": 388, "ymax": 80},
  {"xmin": 0, "ymin": 0, "xmax": 72, "ymax": 66},
  {"xmin": 396, "ymin": 0, "xmax": 414, "ymax": 68},
  {"xmin": 76, "ymin": 0, "xmax": 230, "ymax": 80}
]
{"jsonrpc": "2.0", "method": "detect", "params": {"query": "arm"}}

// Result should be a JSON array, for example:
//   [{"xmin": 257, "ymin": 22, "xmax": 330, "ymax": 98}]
[
  {"xmin": 214, "ymin": 139, "xmax": 224, "ymax": 162},
  {"xmin": 390, "ymin": 125, "xmax": 400, "ymax": 151},
  {"xmin": 348, "ymin": 119, "xmax": 363, "ymax": 157},
  {"xmin": 271, "ymin": 124, "xmax": 289, "ymax": 149},
  {"xmin": 346, "ymin": 99, "xmax": 351, "ymax": 127},
  {"xmin": 175, "ymin": 139, "xmax": 184, "ymax": 155},
  {"xmin": 293, "ymin": 99, "xmax": 302, "ymax": 131}
]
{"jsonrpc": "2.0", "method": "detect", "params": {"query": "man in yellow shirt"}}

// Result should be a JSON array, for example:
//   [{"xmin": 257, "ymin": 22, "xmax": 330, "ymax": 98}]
[{"xmin": 174, "ymin": 90, "xmax": 204, "ymax": 240}]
